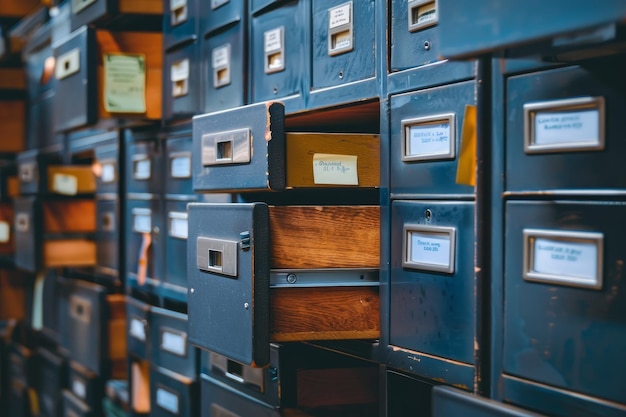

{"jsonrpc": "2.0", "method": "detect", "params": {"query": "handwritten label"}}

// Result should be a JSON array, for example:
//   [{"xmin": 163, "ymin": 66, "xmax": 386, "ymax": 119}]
[
  {"xmin": 170, "ymin": 216, "xmax": 188, "ymax": 239},
  {"xmin": 101, "ymin": 163, "xmax": 116, "ymax": 183},
  {"xmin": 329, "ymin": 3, "xmax": 351, "ymax": 29},
  {"xmin": 408, "ymin": 122, "xmax": 452, "ymax": 158},
  {"xmin": 161, "ymin": 331, "xmax": 186, "ymax": 356},
  {"xmin": 133, "ymin": 213, "xmax": 151, "ymax": 234},
  {"xmin": 534, "ymin": 109, "xmax": 599, "ymax": 146},
  {"xmin": 104, "ymin": 54, "xmax": 146, "ymax": 113},
  {"xmin": 332, "ymin": 31, "xmax": 352, "ymax": 51},
  {"xmin": 171, "ymin": 59, "xmax": 189, "ymax": 82},
  {"xmin": 171, "ymin": 155, "xmax": 191, "ymax": 178},
  {"xmin": 416, "ymin": 2, "xmax": 437, "ymax": 25},
  {"xmin": 134, "ymin": 159, "xmax": 151, "ymax": 180},
  {"xmin": 52, "ymin": 173, "xmax": 78, "ymax": 196},
  {"xmin": 0, "ymin": 221, "xmax": 10, "ymax": 243},
  {"xmin": 156, "ymin": 388, "xmax": 179, "ymax": 414},
  {"xmin": 212, "ymin": 45, "xmax": 230, "ymax": 69},
  {"xmin": 264, "ymin": 28, "xmax": 283, "ymax": 53},
  {"xmin": 72, "ymin": 378, "xmax": 86, "ymax": 400},
  {"xmin": 313, "ymin": 154, "xmax": 358, "ymax": 185},
  {"xmin": 129, "ymin": 318, "xmax": 146, "ymax": 341},
  {"xmin": 410, "ymin": 231, "xmax": 452, "ymax": 269},
  {"xmin": 532, "ymin": 237, "xmax": 598, "ymax": 282}
]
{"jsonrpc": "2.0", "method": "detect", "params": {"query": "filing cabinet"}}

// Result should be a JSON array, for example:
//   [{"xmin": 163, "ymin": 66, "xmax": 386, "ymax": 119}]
[
  {"xmin": 193, "ymin": 101, "xmax": 380, "ymax": 192},
  {"xmin": 164, "ymin": 134, "xmax": 193, "ymax": 197},
  {"xmin": 164, "ymin": 41, "xmax": 201, "ymax": 122},
  {"xmin": 53, "ymin": 27, "xmax": 163, "ymax": 132},
  {"xmin": 390, "ymin": 80, "xmax": 476, "ymax": 196},
  {"xmin": 201, "ymin": 374, "xmax": 280, "ymax": 417},
  {"xmin": 67, "ymin": 362, "xmax": 103, "ymax": 410},
  {"xmin": 502, "ymin": 200, "xmax": 626, "ymax": 412},
  {"xmin": 162, "ymin": 199, "xmax": 191, "ymax": 302},
  {"xmin": 17, "ymin": 151, "xmax": 96, "ymax": 196},
  {"xmin": 14, "ymin": 197, "xmax": 96, "ymax": 272},
  {"xmin": 200, "ymin": 0, "xmax": 244, "ymax": 37},
  {"xmin": 149, "ymin": 307, "xmax": 197, "ymax": 379},
  {"xmin": 69, "ymin": 0, "xmax": 163, "ymax": 31},
  {"xmin": 62, "ymin": 389, "xmax": 96, "ymax": 417},
  {"xmin": 96, "ymin": 197, "xmax": 120, "ymax": 281},
  {"xmin": 41, "ymin": 269, "xmax": 61, "ymax": 344},
  {"xmin": 0, "ymin": 203, "xmax": 14, "ymax": 262},
  {"xmin": 250, "ymin": 1, "xmax": 309, "ymax": 108},
  {"xmin": 126, "ymin": 297, "xmax": 150, "ymax": 361},
  {"xmin": 150, "ymin": 366, "xmax": 198, "ymax": 417},
  {"xmin": 164, "ymin": 0, "xmax": 198, "ymax": 51},
  {"xmin": 58, "ymin": 278, "xmax": 126, "ymax": 378},
  {"xmin": 36, "ymin": 348, "xmax": 66, "ymax": 417},
  {"xmin": 125, "ymin": 132, "xmax": 162, "ymax": 196},
  {"xmin": 432, "ymin": 386, "xmax": 545, "ymax": 417},
  {"xmin": 188, "ymin": 203, "xmax": 379, "ymax": 366},
  {"xmin": 94, "ymin": 139, "xmax": 120, "ymax": 196}
]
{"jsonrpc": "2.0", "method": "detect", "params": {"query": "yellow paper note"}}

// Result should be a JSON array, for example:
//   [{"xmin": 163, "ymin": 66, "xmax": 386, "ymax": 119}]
[{"xmin": 456, "ymin": 105, "xmax": 477, "ymax": 186}]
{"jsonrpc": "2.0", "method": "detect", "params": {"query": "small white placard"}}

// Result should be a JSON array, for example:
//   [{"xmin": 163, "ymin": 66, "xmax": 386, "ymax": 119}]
[
  {"xmin": 408, "ymin": 122, "xmax": 452, "ymax": 158},
  {"xmin": 534, "ymin": 109, "xmax": 599, "ymax": 146},
  {"xmin": 312, "ymin": 154, "xmax": 358, "ymax": 185},
  {"xmin": 52, "ymin": 173, "xmax": 78, "ymax": 196},
  {"xmin": 129, "ymin": 318, "xmax": 146, "ymax": 341},
  {"xmin": 104, "ymin": 54, "xmax": 146, "ymax": 114},
  {"xmin": 171, "ymin": 156, "xmax": 191, "ymax": 178},
  {"xmin": 329, "ymin": 3, "xmax": 352, "ymax": 29},
  {"xmin": 533, "ymin": 238, "xmax": 598, "ymax": 283},
  {"xmin": 72, "ymin": 378, "xmax": 87, "ymax": 400},
  {"xmin": 55, "ymin": 48, "xmax": 80, "ymax": 80},
  {"xmin": 171, "ymin": 59, "xmax": 189, "ymax": 82},
  {"xmin": 156, "ymin": 387, "xmax": 179, "ymax": 414},
  {"xmin": 161, "ymin": 331, "xmax": 186, "ymax": 356},
  {"xmin": 264, "ymin": 28, "xmax": 283, "ymax": 53},
  {"xmin": 417, "ymin": 3, "xmax": 437, "ymax": 25},
  {"xmin": 170, "ymin": 217, "xmax": 188, "ymax": 239},
  {"xmin": 0, "ymin": 221, "xmax": 10, "ymax": 243},
  {"xmin": 212, "ymin": 45, "xmax": 230, "ymax": 69},
  {"xmin": 101, "ymin": 163, "xmax": 116, "ymax": 183},
  {"xmin": 134, "ymin": 159, "xmax": 151, "ymax": 180},
  {"xmin": 171, "ymin": 0, "xmax": 186, "ymax": 10},
  {"xmin": 133, "ymin": 214, "xmax": 152, "ymax": 234},
  {"xmin": 410, "ymin": 231, "xmax": 452, "ymax": 268}
]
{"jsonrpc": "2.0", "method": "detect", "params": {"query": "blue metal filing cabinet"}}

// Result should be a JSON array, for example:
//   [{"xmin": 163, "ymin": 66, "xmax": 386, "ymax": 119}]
[
  {"xmin": 164, "ymin": 41, "xmax": 201, "ymax": 122},
  {"xmin": 125, "ymin": 132, "xmax": 162, "ymax": 196},
  {"xmin": 201, "ymin": 373, "xmax": 280, "ymax": 417},
  {"xmin": 164, "ymin": 135, "xmax": 193, "ymax": 197},
  {"xmin": 94, "ymin": 140, "xmax": 120, "ymax": 196},
  {"xmin": 96, "ymin": 198, "xmax": 120, "ymax": 281},
  {"xmin": 164, "ymin": 0, "xmax": 198, "ymax": 51},
  {"xmin": 432, "ymin": 386, "xmax": 546, "ymax": 417},
  {"xmin": 69, "ymin": 0, "xmax": 163, "ymax": 31},
  {"xmin": 35, "ymin": 348, "xmax": 66, "ymax": 417},
  {"xmin": 149, "ymin": 306, "xmax": 198, "ymax": 379},
  {"xmin": 67, "ymin": 362, "xmax": 103, "ymax": 411},
  {"xmin": 126, "ymin": 297, "xmax": 151, "ymax": 361},
  {"xmin": 200, "ymin": 0, "xmax": 244, "ymax": 38},
  {"xmin": 389, "ymin": 80, "xmax": 476, "ymax": 197},
  {"xmin": 150, "ymin": 366, "xmax": 197, "ymax": 417},
  {"xmin": 250, "ymin": 0, "xmax": 309, "ymax": 109}
]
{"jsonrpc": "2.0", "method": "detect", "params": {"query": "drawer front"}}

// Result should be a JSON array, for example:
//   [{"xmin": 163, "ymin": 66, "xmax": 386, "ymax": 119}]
[
  {"xmin": 202, "ymin": 21, "xmax": 247, "ymax": 114},
  {"xmin": 164, "ymin": 136, "xmax": 193, "ymax": 197},
  {"xmin": 200, "ymin": 374, "xmax": 280, "ymax": 417},
  {"xmin": 70, "ymin": 0, "xmax": 110, "ymax": 30},
  {"xmin": 390, "ymin": 200, "xmax": 475, "ymax": 364},
  {"xmin": 164, "ymin": 42, "xmax": 201, "ymax": 121},
  {"xmin": 125, "ymin": 134, "xmax": 162, "ymax": 195},
  {"xmin": 390, "ymin": 80, "xmax": 476, "ymax": 196},
  {"xmin": 150, "ymin": 367, "xmax": 197, "ymax": 417},
  {"xmin": 163, "ymin": 200, "xmax": 191, "ymax": 302},
  {"xmin": 432, "ymin": 386, "xmax": 545, "ymax": 417},
  {"xmin": 200, "ymin": 0, "xmax": 244, "ymax": 37},
  {"xmin": 127, "ymin": 297, "xmax": 151, "ymax": 360},
  {"xmin": 391, "ymin": 0, "xmax": 442, "ymax": 71},
  {"xmin": 164, "ymin": 0, "xmax": 198, "ymax": 50},
  {"xmin": 150, "ymin": 306, "xmax": 197, "ymax": 379},
  {"xmin": 96, "ymin": 199, "xmax": 119, "ymax": 278},
  {"xmin": 42, "ymin": 269, "xmax": 61, "ymax": 343},
  {"xmin": 13, "ymin": 196, "xmax": 40, "ymax": 272},
  {"xmin": 250, "ymin": 1, "xmax": 309, "ymax": 103},
  {"xmin": 62, "ymin": 389, "xmax": 94, "ymax": 417},
  {"xmin": 311, "ymin": 0, "xmax": 375, "ymax": 90},
  {"xmin": 504, "ymin": 200, "xmax": 626, "ymax": 404},
  {"xmin": 67, "ymin": 363, "xmax": 101, "ymax": 406},
  {"xmin": 506, "ymin": 65, "xmax": 626, "ymax": 192},
  {"xmin": 94, "ymin": 142, "xmax": 120, "ymax": 195}
]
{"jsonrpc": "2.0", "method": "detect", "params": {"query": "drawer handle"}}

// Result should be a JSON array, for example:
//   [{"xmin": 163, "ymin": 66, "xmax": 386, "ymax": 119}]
[{"xmin": 55, "ymin": 48, "xmax": 81, "ymax": 80}]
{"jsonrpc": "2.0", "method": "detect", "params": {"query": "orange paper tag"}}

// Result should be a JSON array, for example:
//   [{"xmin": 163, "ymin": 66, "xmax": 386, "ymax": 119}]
[
  {"xmin": 137, "ymin": 232, "xmax": 152, "ymax": 286},
  {"xmin": 456, "ymin": 104, "xmax": 477, "ymax": 186}
]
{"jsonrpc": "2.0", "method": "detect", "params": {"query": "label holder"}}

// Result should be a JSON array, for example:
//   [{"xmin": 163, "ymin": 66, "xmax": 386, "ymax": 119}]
[
  {"xmin": 201, "ymin": 128, "xmax": 251, "ymax": 166},
  {"xmin": 328, "ymin": 2, "xmax": 354, "ymax": 56},
  {"xmin": 156, "ymin": 384, "xmax": 180, "ymax": 415},
  {"xmin": 402, "ymin": 113, "xmax": 456, "ymax": 162},
  {"xmin": 170, "ymin": 152, "xmax": 192, "ymax": 179},
  {"xmin": 169, "ymin": 212, "xmax": 189, "ymax": 240},
  {"xmin": 170, "ymin": 0, "xmax": 188, "ymax": 26},
  {"xmin": 132, "ymin": 208, "xmax": 152, "ymax": 234},
  {"xmin": 56, "ymin": 48, "xmax": 81, "ymax": 80},
  {"xmin": 408, "ymin": 0, "xmax": 438, "ymax": 32},
  {"xmin": 403, "ymin": 224, "xmax": 456, "ymax": 273},
  {"xmin": 212, "ymin": 44, "xmax": 232, "ymax": 89},
  {"xmin": 264, "ymin": 27, "xmax": 285, "ymax": 74},
  {"xmin": 160, "ymin": 326, "xmax": 188, "ymax": 357},
  {"xmin": 196, "ymin": 236, "xmax": 238, "ymax": 277}
]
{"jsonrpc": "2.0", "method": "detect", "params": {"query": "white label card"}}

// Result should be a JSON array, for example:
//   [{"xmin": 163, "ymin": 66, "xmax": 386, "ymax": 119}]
[
  {"xmin": 101, "ymin": 163, "xmax": 116, "ymax": 183},
  {"xmin": 55, "ymin": 48, "xmax": 80, "ymax": 80},
  {"xmin": 417, "ymin": 2, "xmax": 437, "ymax": 24},
  {"xmin": 104, "ymin": 54, "xmax": 146, "ymax": 113},
  {"xmin": 410, "ymin": 231, "xmax": 452, "ymax": 268},
  {"xmin": 170, "ymin": 217, "xmax": 188, "ymax": 239},
  {"xmin": 534, "ymin": 109, "xmax": 599, "ymax": 146},
  {"xmin": 171, "ymin": 156, "xmax": 191, "ymax": 178},
  {"xmin": 312, "ymin": 154, "xmax": 358, "ymax": 185},
  {"xmin": 161, "ymin": 331, "xmax": 186, "ymax": 356},
  {"xmin": 171, "ymin": 59, "xmax": 189, "ymax": 82},
  {"xmin": 533, "ymin": 238, "xmax": 598, "ymax": 282},
  {"xmin": 129, "ymin": 318, "xmax": 146, "ymax": 341},
  {"xmin": 329, "ymin": 3, "xmax": 352, "ymax": 29},
  {"xmin": 171, "ymin": 0, "xmax": 186, "ymax": 10},
  {"xmin": 134, "ymin": 159, "xmax": 151, "ymax": 180},
  {"xmin": 264, "ymin": 28, "xmax": 283, "ymax": 52},
  {"xmin": 408, "ymin": 122, "xmax": 452, "ymax": 158},
  {"xmin": 134, "ymin": 214, "xmax": 152, "ymax": 234},
  {"xmin": 212, "ymin": 45, "xmax": 230, "ymax": 69},
  {"xmin": 52, "ymin": 173, "xmax": 78, "ymax": 196},
  {"xmin": 0, "ymin": 221, "xmax": 10, "ymax": 243},
  {"xmin": 72, "ymin": 379, "xmax": 86, "ymax": 400},
  {"xmin": 156, "ymin": 388, "xmax": 179, "ymax": 414}
]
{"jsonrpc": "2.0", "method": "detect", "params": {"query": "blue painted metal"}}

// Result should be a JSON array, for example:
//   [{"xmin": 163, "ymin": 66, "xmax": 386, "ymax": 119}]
[
  {"xmin": 95, "ymin": 198, "xmax": 120, "ymax": 283},
  {"xmin": 389, "ymin": 80, "xmax": 476, "ymax": 198},
  {"xmin": 126, "ymin": 296, "xmax": 151, "ymax": 360},
  {"xmin": 433, "ymin": 386, "xmax": 545, "ymax": 416},
  {"xmin": 149, "ymin": 306, "xmax": 198, "ymax": 379},
  {"xmin": 200, "ymin": 373, "xmax": 280, "ymax": 417},
  {"xmin": 124, "ymin": 132, "xmax": 162, "ymax": 195},
  {"xmin": 94, "ymin": 138, "xmax": 120, "ymax": 195},
  {"xmin": 37, "ymin": 348, "xmax": 66, "ymax": 417},
  {"xmin": 163, "ymin": 0, "xmax": 198, "ymax": 51},
  {"xmin": 69, "ymin": 0, "xmax": 162, "ymax": 31},
  {"xmin": 163, "ymin": 41, "xmax": 201, "ymax": 122},
  {"xmin": 67, "ymin": 362, "xmax": 103, "ymax": 408},
  {"xmin": 387, "ymin": 60, "xmax": 475, "ymax": 99},
  {"xmin": 162, "ymin": 199, "xmax": 192, "ymax": 303},
  {"xmin": 13, "ymin": 196, "xmax": 41, "ymax": 272},
  {"xmin": 200, "ymin": 0, "xmax": 244, "ymax": 37},
  {"xmin": 164, "ymin": 134, "xmax": 193, "ymax": 197},
  {"xmin": 503, "ymin": 200, "xmax": 626, "ymax": 406},
  {"xmin": 150, "ymin": 366, "xmax": 198, "ymax": 417}
]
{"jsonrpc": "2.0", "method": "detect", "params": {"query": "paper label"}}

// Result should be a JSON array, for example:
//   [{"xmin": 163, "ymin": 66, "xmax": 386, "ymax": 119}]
[
  {"xmin": 329, "ymin": 3, "xmax": 352, "ymax": 29},
  {"xmin": 133, "ymin": 214, "xmax": 152, "ymax": 234},
  {"xmin": 104, "ymin": 54, "xmax": 146, "ymax": 113},
  {"xmin": 0, "ymin": 221, "xmax": 9, "ymax": 243},
  {"xmin": 161, "ymin": 331, "xmax": 186, "ymax": 356},
  {"xmin": 417, "ymin": 2, "xmax": 437, "ymax": 25},
  {"xmin": 264, "ymin": 28, "xmax": 283, "ymax": 53},
  {"xmin": 211, "ymin": 0, "xmax": 230, "ymax": 9},
  {"xmin": 134, "ymin": 159, "xmax": 151, "ymax": 180},
  {"xmin": 408, "ymin": 122, "xmax": 452, "ymax": 157},
  {"xmin": 171, "ymin": 59, "xmax": 189, "ymax": 82},
  {"xmin": 52, "ymin": 173, "xmax": 78, "ymax": 196},
  {"xmin": 533, "ymin": 238, "xmax": 598, "ymax": 281},
  {"xmin": 170, "ymin": 216, "xmax": 188, "ymax": 239},
  {"xmin": 129, "ymin": 318, "xmax": 146, "ymax": 341},
  {"xmin": 171, "ymin": 0, "xmax": 186, "ymax": 10},
  {"xmin": 212, "ymin": 45, "xmax": 230, "ymax": 69},
  {"xmin": 171, "ymin": 156, "xmax": 191, "ymax": 178},
  {"xmin": 410, "ymin": 231, "xmax": 452, "ymax": 268},
  {"xmin": 156, "ymin": 388, "xmax": 179, "ymax": 414},
  {"xmin": 312, "ymin": 154, "xmax": 358, "ymax": 185},
  {"xmin": 534, "ymin": 109, "xmax": 599, "ymax": 146},
  {"xmin": 101, "ymin": 163, "xmax": 116, "ymax": 183},
  {"xmin": 72, "ymin": 378, "xmax": 87, "ymax": 400},
  {"xmin": 55, "ymin": 48, "xmax": 80, "ymax": 80},
  {"xmin": 332, "ymin": 31, "xmax": 352, "ymax": 51}
]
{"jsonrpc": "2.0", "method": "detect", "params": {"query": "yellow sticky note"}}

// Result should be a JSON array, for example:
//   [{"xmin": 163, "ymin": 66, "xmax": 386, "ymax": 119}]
[{"xmin": 456, "ymin": 105, "xmax": 477, "ymax": 186}]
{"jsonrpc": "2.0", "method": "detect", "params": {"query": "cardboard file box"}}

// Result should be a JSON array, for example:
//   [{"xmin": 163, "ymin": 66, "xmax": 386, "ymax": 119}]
[
  {"xmin": 53, "ymin": 27, "xmax": 163, "ymax": 132},
  {"xmin": 14, "ymin": 197, "xmax": 96, "ymax": 272},
  {"xmin": 188, "ymin": 203, "xmax": 380, "ymax": 366}
]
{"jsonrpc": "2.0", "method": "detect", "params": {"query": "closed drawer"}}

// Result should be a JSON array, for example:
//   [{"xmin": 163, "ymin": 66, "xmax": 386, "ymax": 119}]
[
  {"xmin": 200, "ymin": 0, "xmax": 243, "ymax": 37},
  {"xmin": 164, "ymin": 134, "xmax": 193, "ymax": 197},
  {"xmin": 126, "ymin": 297, "xmax": 150, "ymax": 360},
  {"xmin": 150, "ymin": 366, "xmax": 197, "ymax": 417},
  {"xmin": 150, "ymin": 307, "xmax": 197, "ymax": 379},
  {"xmin": 125, "ymin": 132, "xmax": 162, "ymax": 195},
  {"xmin": 36, "ymin": 348, "xmax": 66, "ymax": 417},
  {"xmin": 69, "ymin": 0, "xmax": 163, "ymax": 31},
  {"xmin": 67, "ymin": 361, "xmax": 101, "ymax": 408},
  {"xmin": 94, "ymin": 140, "xmax": 120, "ymax": 195},
  {"xmin": 95, "ymin": 198, "xmax": 120, "ymax": 281},
  {"xmin": 164, "ymin": 42, "xmax": 200, "ymax": 122},
  {"xmin": 164, "ymin": 0, "xmax": 198, "ymax": 50},
  {"xmin": 125, "ymin": 197, "xmax": 162, "ymax": 294},
  {"xmin": 162, "ymin": 200, "xmax": 191, "ymax": 302}
]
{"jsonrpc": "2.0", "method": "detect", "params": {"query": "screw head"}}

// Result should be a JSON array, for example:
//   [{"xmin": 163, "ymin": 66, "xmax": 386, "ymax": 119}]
[
  {"xmin": 424, "ymin": 40, "xmax": 431, "ymax": 50},
  {"xmin": 286, "ymin": 273, "xmax": 297, "ymax": 284},
  {"xmin": 244, "ymin": 302, "xmax": 250, "ymax": 310}
]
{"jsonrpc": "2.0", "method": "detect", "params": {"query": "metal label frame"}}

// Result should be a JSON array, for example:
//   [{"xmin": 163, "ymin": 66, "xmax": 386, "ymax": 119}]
[
  {"xmin": 69, "ymin": 295, "xmax": 92, "ymax": 324},
  {"xmin": 156, "ymin": 383, "xmax": 181, "ymax": 415},
  {"xmin": 72, "ymin": 0, "xmax": 96, "ymax": 14},
  {"xmin": 160, "ymin": 326, "xmax": 188, "ymax": 358},
  {"xmin": 168, "ymin": 211, "xmax": 189, "ymax": 240},
  {"xmin": 56, "ymin": 48, "xmax": 81, "ymax": 80},
  {"xmin": 523, "ymin": 228, "xmax": 604, "ymax": 289},
  {"xmin": 403, "ymin": 224, "xmax": 456, "ymax": 274},
  {"xmin": 401, "ymin": 113, "xmax": 456, "ymax": 162},
  {"xmin": 201, "ymin": 128, "xmax": 251, "ymax": 166},
  {"xmin": 212, "ymin": 43, "xmax": 232, "ymax": 89},
  {"xmin": 523, "ymin": 96, "xmax": 605, "ymax": 154},
  {"xmin": 328, "ymin": 1, "xmax": 354, "ymax": 56},
  {"xmin": 264, "ymin": 26, "xmax": 285, "ymax": 74},
  {"xmin": 133, "ymin": 155, "xmax": 152, "ymax": 180},
  {"xmin": 132, "ymin": 208, "xmax": 152, "ymax": 234},
  {"xmin": 196, "ymin": 236, "xmax": 238, "ymax": 277},
  {"xmin": 19, "ymin": 163, "xmax": 36, "ymax": 183},
  {"xmin": 98, "ymin": 159, "xmax": 117, "ymax": 184},
  {"xmin": 171, "ymin": 58, "xmax": 190, "ymax": 98},
  {"xmin": 101, "ymin": 211, "xmax": 115, "ymax": 232},
  {"xmin": 408, "ymin": 0, "xmax": 438, "ymax": 33},
  {"xmin": 169, "ymin": 152, "xmax": 192, "ymax": 179},
  {"xmin": 170, "ymin": 0, "xmax": 188, "ymax": 26},
  {"xmin": 15, "ymin": 213, "xmax": 30, "ymax": 233},
  {"xmin": 129, "ymin": 315, "xmax": 147, "ymax": 341}
]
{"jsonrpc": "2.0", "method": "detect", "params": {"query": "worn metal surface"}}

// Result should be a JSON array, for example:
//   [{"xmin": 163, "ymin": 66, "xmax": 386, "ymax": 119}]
[
  {"xmin": 126, "ymin": 296, "xmax": 150, "ymax": 360},
  {"xmin": 150, "ymin": 366, "xmax": 198, "ymax": 417},
  {"xmin": 149, "ymin": 306, "xmax": 198, "ymax": 379},
  {"xmin": 200, "ymin": 373, "xmax": 280, "ymax": 417},
  {"xmin": 164, "ymin": 0, "xmax": 198, "ymax": 51},
  {"xmin": 200, "ymin": 0, "xmax": 243, "ymax": 37},
  {"xmin": 433, "ymin": 386, "xmax": 545, "ymax": 416},
  {"xmin": 164, "ymin": 42, "xmax": 201, "ymax": 122}
]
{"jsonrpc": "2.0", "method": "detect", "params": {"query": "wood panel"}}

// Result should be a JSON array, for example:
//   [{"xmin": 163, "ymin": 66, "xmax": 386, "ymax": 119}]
[
  {"xmin": 0, "ymin": 68, "xmax": 25, "ymax": 90},
  {"xmin": 43, "ymin": 200, "xmax": 96, "ymax": 233},
  {"xmin": 0, "ymin": 101, "xmax": 24, "ymax": 153},
  {"xmin": 119, "ymin": 0, "xmax": 163, "ymax": 14},
  {"xmin": 0, "ymin": 269, "xmax": 24, "ymax": 320},
  {"xmin": 0, "ymin": 0, "xmax": 40, "ymax": 17},
  {"xmin": 297, "ymin": 367, "xmax": 379, "ymax": 408},
  {"xmin": 269, "ymin": 206, "xmax": 379, "ymax": 269},
  {"xmin": 108, "ymin": 294, "xmax": 127, "ymax": 379},
  {"xmin": 270, "ymin": 286, "xmax": 379, "ymax": 341},
  {"xmin": 285, "ymin": 133, "xmax": 380, "ymax": 188},
  {"xmin": 43, "ymin": 239, "xmax": 96, "ymax": 267}
]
